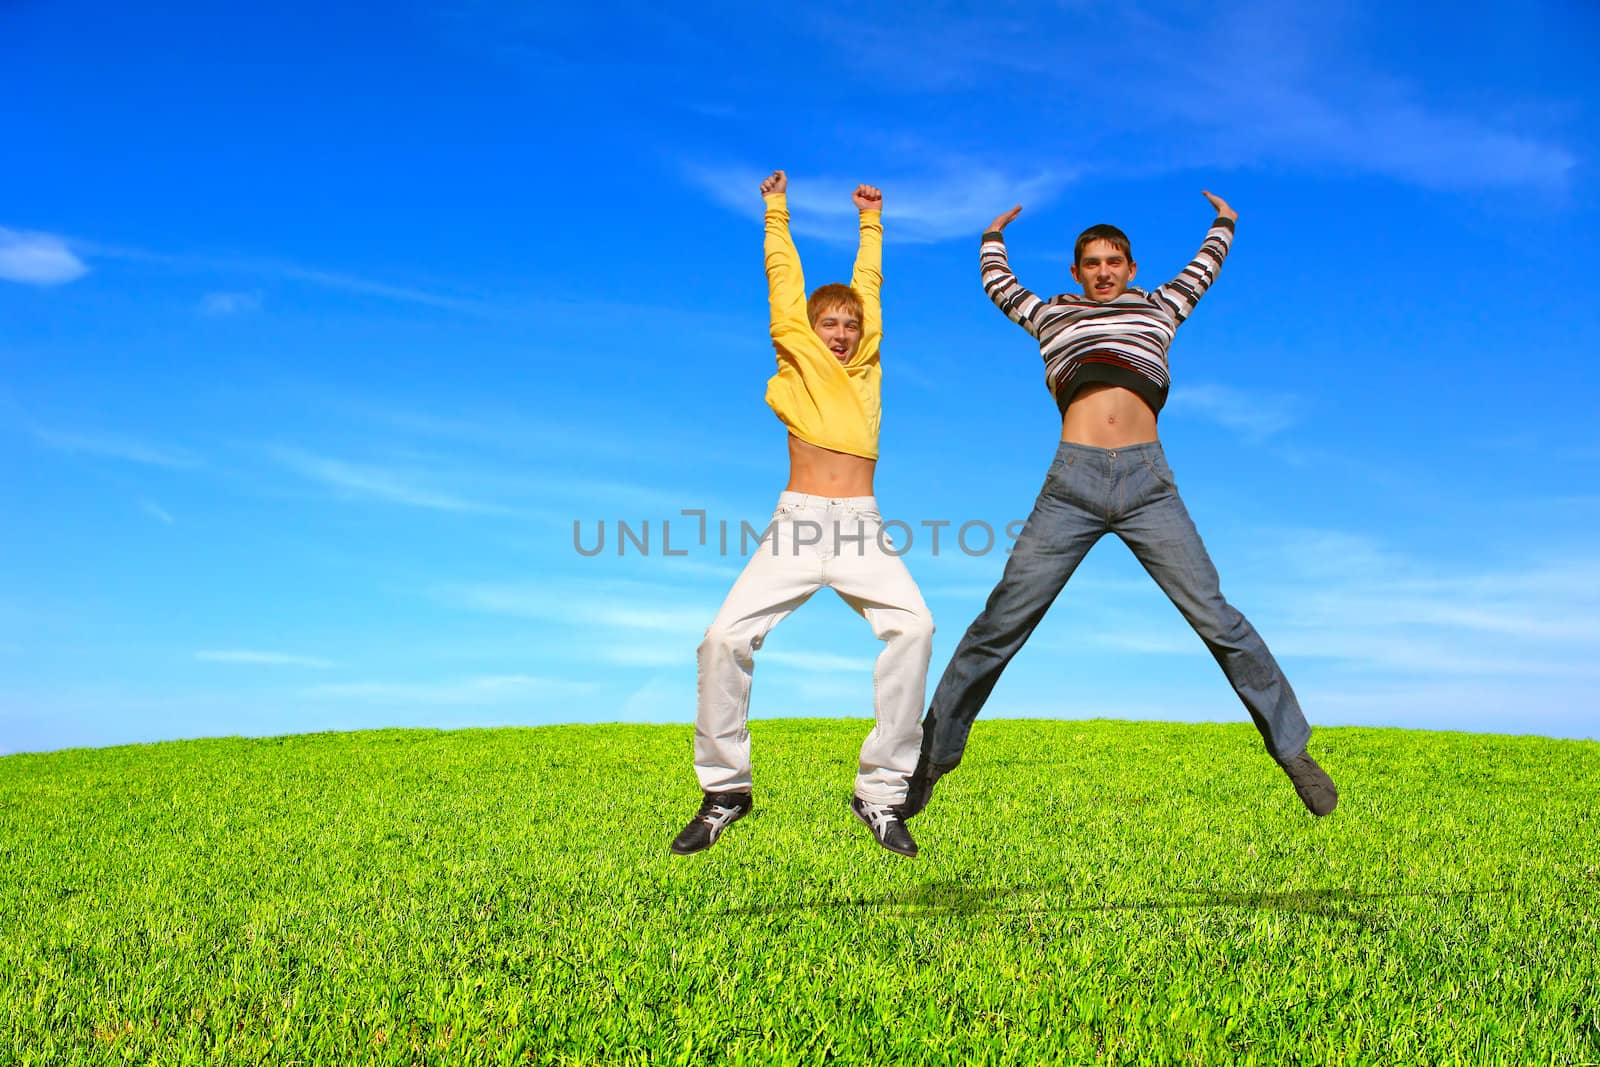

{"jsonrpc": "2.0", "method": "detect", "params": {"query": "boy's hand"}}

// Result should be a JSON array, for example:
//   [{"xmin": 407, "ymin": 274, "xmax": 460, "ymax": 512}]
[
  {"xmin": 987, "ymin": 206, "xmax": 1023, "ymax": 233},
  {"xmin": 1202, "ymin": 190, "xmax": 1237, "ymax": 221},
  {"xmin": 760, "ymin": 170, "xmax": 787, "ymax": 197},
  {"xmin": 853, "ymin": 184, "xmax": 883, "ymax": 212}
]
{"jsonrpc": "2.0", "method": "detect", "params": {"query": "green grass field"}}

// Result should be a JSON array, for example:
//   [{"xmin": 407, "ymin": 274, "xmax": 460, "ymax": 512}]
[{"xmin": 1, "ymin": 720, "xmax": 1596, "ymax": 1065}]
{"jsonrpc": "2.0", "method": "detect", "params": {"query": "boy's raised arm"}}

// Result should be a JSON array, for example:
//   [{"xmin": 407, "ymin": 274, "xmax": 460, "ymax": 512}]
[
  {"xmin": 980, "ymin": 205, "xmax": 1045, "ymax": 337},
  {"xmin": 1153, "ymin": 190, "xmax": 1237, "ymax": 325},
  {"xmin": 762, "ymin": 170, "xmax": 810, "ymax": 331},
  {"xmin": 850, "ymin": 183, "xmax": 884, "ymax": 345}
]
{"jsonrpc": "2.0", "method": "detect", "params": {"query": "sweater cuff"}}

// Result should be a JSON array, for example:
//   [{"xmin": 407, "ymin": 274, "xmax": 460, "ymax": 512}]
[
  {"xmin": 764, "ymin": 192, "xmax": 787, "ymax": 210},
  {"xmin": 981, "ymin": 230, "xmax": 1006, "ymax": 242},
  {"xmin": 1212, "ymin": 216, "xmax": 1236, "ymax": 232}
]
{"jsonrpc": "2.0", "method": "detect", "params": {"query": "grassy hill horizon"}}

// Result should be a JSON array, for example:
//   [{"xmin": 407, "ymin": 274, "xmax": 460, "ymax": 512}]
[{"xmin": 3, "ymin": 719, "xmax": 1596, "ymax": 1064}]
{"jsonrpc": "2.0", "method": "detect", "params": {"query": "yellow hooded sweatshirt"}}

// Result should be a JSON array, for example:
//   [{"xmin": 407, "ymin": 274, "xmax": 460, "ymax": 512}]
[{"xmin": 761, "ymin": 193, "xmax": 882, "ymax": 460}]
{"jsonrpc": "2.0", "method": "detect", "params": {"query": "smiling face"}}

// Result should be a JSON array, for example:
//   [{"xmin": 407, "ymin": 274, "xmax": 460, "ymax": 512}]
[
  {"xmin": 1071, "ymin": 238, "xmax": 1138, "ymax": 302},
  {"xmin": 811, "ymin": 304, "xmax": 863, "ymax": 364}
]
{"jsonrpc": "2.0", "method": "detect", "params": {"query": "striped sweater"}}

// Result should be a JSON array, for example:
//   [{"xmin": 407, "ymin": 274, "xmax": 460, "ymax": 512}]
[{"xmin": 980, "ymin": 218, "xmax": 1235, "ymax": 415}]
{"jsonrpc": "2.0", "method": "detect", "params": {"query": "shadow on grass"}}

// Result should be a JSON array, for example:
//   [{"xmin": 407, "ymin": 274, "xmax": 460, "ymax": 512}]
[{"xmin": 719, "ymin": 881, "xmax": 1520, "ymax": 928}]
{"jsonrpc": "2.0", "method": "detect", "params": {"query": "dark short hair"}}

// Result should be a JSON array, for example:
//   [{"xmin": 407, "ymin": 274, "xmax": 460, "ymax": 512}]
[
  {"xmin": 1074, "ymin": 224, "xmax": 1134, "ymax": 266},
  {"xmin": 807, "ymin": 283, "xmax": 863, "ymax": 326}
]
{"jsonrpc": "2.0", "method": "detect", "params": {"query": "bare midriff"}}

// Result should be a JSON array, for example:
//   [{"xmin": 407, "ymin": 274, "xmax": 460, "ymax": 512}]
[
  {"xmin": 785, "ymin": 434, "xmax": 876, "ymax": 496},
  {"xmin": 1060, "ymin": 383, "xmax": 1160, "ymax": 449}
]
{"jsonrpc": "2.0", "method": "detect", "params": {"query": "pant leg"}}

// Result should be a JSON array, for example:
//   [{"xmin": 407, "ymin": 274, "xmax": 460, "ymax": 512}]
[
  {"xmin": 923, "ymin": 448, "xmax": 1108, "ymax": 770},
  {"xmin": 824, "ymin": 502, "xmax": 934, "ymax": 804},
  {"xmin": 1114, "ymin": 448, "xmax": 1312, "ymax": 761},
  {"xmin": 695, "ymin": 503, "xmax": 826, "ymax": 793}
]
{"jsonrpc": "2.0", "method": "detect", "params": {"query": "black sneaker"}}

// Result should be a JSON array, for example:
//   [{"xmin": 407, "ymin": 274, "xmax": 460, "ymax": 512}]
[
  {"xmin": 851, "ymin": 796, "xmax": 918, "ymax": 857},
  {"xmin": 900, "ymin": 758, "xmax": 955, "ymax": 820},
  {"xmin": 669, "ymin": 791, "xmax": 753, "ymax": 855},
  {"xmin": 1278, "ymin": 751, "xmax": 1338, "ymax": 816}
]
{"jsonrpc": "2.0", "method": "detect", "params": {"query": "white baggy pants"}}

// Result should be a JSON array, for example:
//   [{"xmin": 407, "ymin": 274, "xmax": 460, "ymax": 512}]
[{"xmin": 694, "ymin": 493, "xmax": 934, "ymax": 804}]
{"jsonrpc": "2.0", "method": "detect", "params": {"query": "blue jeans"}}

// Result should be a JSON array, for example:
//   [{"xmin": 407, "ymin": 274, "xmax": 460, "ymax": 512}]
[{"xmin": 922, "ymin": 440, "xmax": 1311, "ymax": 770}]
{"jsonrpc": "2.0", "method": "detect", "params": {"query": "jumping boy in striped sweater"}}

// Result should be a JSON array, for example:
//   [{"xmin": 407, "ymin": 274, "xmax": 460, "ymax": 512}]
[{"xmin": 903, "ymin": 192, "xmax": 1338, "ymax": 821}]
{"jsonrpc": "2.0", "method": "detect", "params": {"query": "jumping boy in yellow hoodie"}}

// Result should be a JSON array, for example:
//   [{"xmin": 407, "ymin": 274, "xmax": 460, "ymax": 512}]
[{"xmin": 671, "ymin": 170, "xmax": 933, "ymax": 858}]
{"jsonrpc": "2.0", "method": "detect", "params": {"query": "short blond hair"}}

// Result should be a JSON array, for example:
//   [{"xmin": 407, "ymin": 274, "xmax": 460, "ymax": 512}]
[{"xmin": 807, "ymin": 283, "xmax": 863, "ymax": 326}]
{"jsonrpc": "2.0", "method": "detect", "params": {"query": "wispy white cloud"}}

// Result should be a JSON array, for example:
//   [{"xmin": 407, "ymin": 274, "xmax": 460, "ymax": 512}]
[
  {"xmin": 1007, "ymin": 520, "xmax": 1600, "ymax": 740},
  {"xmin": 512, "ymin": 605, "xmax": 882, "ymax": 674},
  {"xmin": 267, "ymin": 445, "xmax": 510, "ymax": 514},
  {"xmin": 284, "ymin": 391, "xmax": 769, "ymax": 478},
  {"xmin": 139, "ymin": 499, "xmax": 175, "ymax": 525},
  {"xmin": 0, "ymin": 226, "xmax": 87, "ymax": 285},
  {"xmin": 595, "ymin": 646, "xmax": 685, "ymax": 668},
  {"xmin": 303, "ymin": 674, "xmax": 596, "ymax": 704},
  {"xmin": 199, "ymin": 290, "xmax": 262, "ymax": 316},
  {"xmin": 646, "ymin": 557, "xmax": 745, "ymax": 582},
  {"xmin": 1258, "ymin": 531, "xmax": 1600, "ymax": 627},
  {"xmin": 256, "ymin": 442, "xmax": 750, "ymax": 541},
  {"xmin": 1076, "ymin": 4, "xmax": 1577, "ymax": 193},
  {"xmin": 32, "ymin": 426, "xmax": 201, "ymax": 469},
  {"xmin": 1281, "ymin": 561, "xmax": 1600, "ymax": 649},
  {"xmin": 74, "ymin": 237, "xmax": 485, "ymax": 312},
  {"xmin": 196, "ymin": 649, "xmax": 334, "ymax": 668},
  {"xmin": 1166, "ymin": 383, "xmax": 1301, "ymax": 442},
  {"xmin": 272, "ymin": 264, "xmax": 484, "ymax": 312},
  {"xmin": 1081, "ymin": 620, "xmax": 1598, "ymax": 680},
  {"xmin": 619, "ymin": 675, "xmax": 687, "ymax": 722},
  {"xmin": 1173, "ymin": 67, "xmax": 1576, "ymax": 193},
  {"xmin": 681, "ymin": 161, "xmax": 1070, "ymax": 244},
  {"xmin": 550, "ymin": 477, "xmax": 730, "ymax": 517},
  {"xmin": 796, "ymin": 3, "xmax": 1574, "ymax": 195},
  {"xmin": 1308, "ymin": 678, "xmax": 1599, "ymax": 740},
  {"xmin": 446, "ymin": 580, "xmax": 884, "ymax": 681},
  {"xmin": 447, "ymin": 579, "xmax": 710, "ymax": 636},
  {"xmin": 247, "ymin": 390, "xmax": 753, "ymax": 525},
  {"xmin": 348, "ymin": 403, "xmax": 614, "ymax": 456},
  {"xmin": 1056, "ymin": 527, "xmax": 1600, "ymax": 684},
  {"xmin": 585, "ymin": 601, "xmax": 711, "ymax": 634},
  {"xmin": 786, "ymin": 4, "xmax": 1063, "ymax": 94}
]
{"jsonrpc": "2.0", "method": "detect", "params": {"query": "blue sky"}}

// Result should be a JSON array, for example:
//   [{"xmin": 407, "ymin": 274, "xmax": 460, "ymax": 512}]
[{"xmin": 4, "ymin": 0, "xmax": 1598, "ymax": 754}]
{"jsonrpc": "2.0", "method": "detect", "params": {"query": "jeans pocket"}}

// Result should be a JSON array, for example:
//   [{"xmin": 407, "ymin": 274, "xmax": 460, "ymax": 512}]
[
  {"xmin": 1043, "ymin": 451, "xmax": 1077, "ymax": 497},
  {"xmin": 1144, "ymin": 457, "xmax": 1177, "ymax": 492},
  {"xmin": 766, "ymin": 505, "xmax": 796, "ymax": 542}
]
